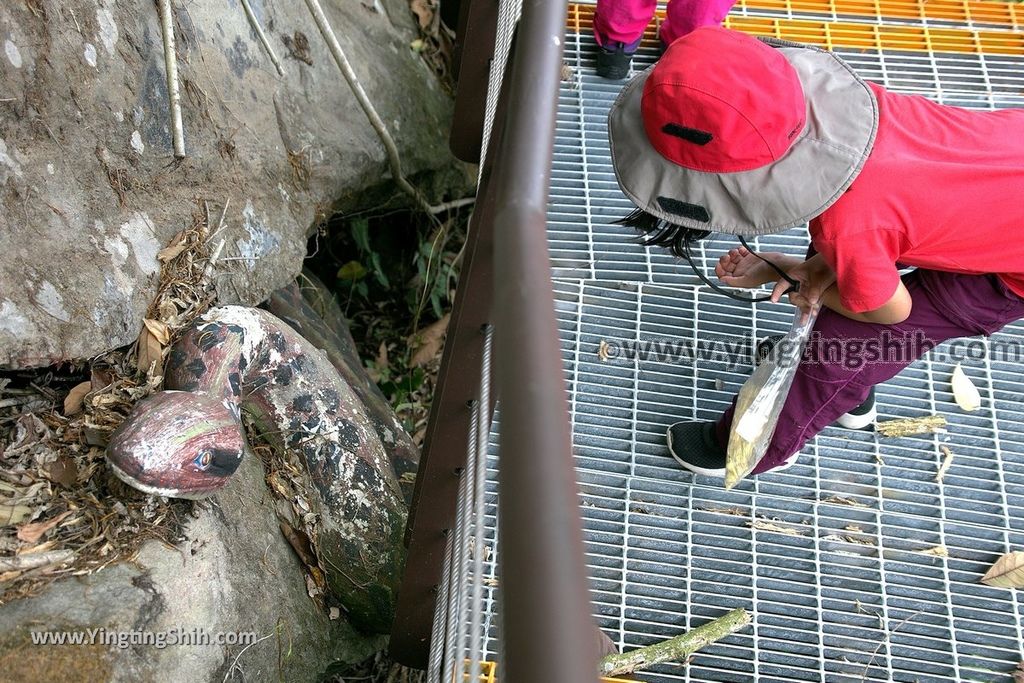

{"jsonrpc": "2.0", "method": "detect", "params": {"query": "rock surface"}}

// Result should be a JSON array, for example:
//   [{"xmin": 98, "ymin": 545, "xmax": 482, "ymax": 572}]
[
  {"xmin": 0, "ymin": 0, "xmax": 471, "ymax": 369},
  {"xmin": 0, "ymin": 452, "xmax": 385, "ymax": 683}
]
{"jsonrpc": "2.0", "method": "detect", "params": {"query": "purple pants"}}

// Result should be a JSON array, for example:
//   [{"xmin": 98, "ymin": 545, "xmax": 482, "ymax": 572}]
[
  {"xmin": 714, "ymin": 268, "xmax": 1024, "ymax": 474},
  {"xmin": 594, "ymin": 0, "xmax": 737, "ymax": 48}
]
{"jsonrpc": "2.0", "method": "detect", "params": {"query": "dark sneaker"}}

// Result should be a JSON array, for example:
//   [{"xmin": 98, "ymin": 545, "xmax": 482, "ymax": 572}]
[
  {"xmin": 835, "ymin": 386, "xmax": 876, "ymax": 430},
  {"xmin": 667, "ymin": 420, "xmax": 801, "ymax": 475},
  {"xmin": 667, "ymin": 421, "xmax": 728, "ymax": 475},
  {"xmin": 596, "ymin": 43, "xmax": 634, "ymax": 80}
]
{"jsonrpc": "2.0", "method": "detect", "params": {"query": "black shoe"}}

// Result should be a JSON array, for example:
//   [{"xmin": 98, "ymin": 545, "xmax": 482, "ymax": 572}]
[
  {"xmin": 836, "ymin": 386, "xmax": 876, "ymax": 430},
  {"xmin": 596, "ymin": 44, "xmax": 634, "ymax": 80},
  {"xmin": 666, "ymin": 421, "xmax": 728, "ymax": 475}
]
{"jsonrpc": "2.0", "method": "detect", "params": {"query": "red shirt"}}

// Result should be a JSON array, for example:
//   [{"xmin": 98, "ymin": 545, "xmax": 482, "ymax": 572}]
[{"xmin": 810, "ymin": 82, "xmax": 1024, "ymax": 314}]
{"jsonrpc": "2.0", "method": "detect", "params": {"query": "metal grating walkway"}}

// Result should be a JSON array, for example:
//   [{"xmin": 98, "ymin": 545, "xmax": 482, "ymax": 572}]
[{"xmin": 477, "ymin": 2, "xmax": 1024, "ymax": 681}]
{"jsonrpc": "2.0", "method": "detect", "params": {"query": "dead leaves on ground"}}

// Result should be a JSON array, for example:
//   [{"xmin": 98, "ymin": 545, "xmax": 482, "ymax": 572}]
[
  {"xmin": 982, "ymin": 551, "xmax": 1024, "ymax": 588},
  {"xmin": 62, "ymin": 381, "xmax": 92, "ymax": 416},
  {"xmin": 408, "ymin": 313, "xmax": 449, "ymax": 368}
]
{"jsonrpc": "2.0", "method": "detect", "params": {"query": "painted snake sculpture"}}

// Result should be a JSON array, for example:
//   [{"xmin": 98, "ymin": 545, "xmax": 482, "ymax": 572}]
[{"xmin": 105, "ymin": 282, "xmax": 417, "ymax": 633}]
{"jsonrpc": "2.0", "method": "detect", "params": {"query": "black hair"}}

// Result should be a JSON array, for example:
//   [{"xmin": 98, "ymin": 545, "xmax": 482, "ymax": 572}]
[
  {"xmin": 615, "ymin": 208, "xmax": 711, "ymax": 259},
  {"xmin": 615, "ymin": 207, "xmax": 800, "ymax": 302}
]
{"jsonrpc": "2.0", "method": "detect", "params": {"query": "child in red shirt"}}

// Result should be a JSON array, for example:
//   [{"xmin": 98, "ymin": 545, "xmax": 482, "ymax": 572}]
[{"xmin": 608, "ymin": 27, "xmax": 1024, "ymax": 476}]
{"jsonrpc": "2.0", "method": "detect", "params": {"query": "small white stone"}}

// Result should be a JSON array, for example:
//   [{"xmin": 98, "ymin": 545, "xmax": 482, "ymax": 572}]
[
  {"xmin": 4, "ymin": 40, "xmax": 21, "ymax": 69},
  {"xmin": 113, "ymin": 110, "xmax": 124, "ymax": 123},
  {"xmin": 46, "ymin": 163, "xmax": 55, "ymax": 175},
  {"xmin": 84, "ymin": 43, "xmax": 97, "ymax": 68},
  {"xmin": 97, "ymin": 9, "xmax": 119, "ymax": 56},
  {"xmin": 130, "ymin": 130, "xmax": 145, "ymax": 155}
]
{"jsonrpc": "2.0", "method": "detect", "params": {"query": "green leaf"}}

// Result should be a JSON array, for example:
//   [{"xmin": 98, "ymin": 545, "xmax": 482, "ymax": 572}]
[
  {"xmin": 337, "ymin": 261, "xmax": 367, "ymax": 281},
  {"xmin": 351, "ymin": 218, "xmax": 371, "ymax": 254},
  {"xmin": 370, "ymin": 251, "xmax": 390, "ymax": 288}
]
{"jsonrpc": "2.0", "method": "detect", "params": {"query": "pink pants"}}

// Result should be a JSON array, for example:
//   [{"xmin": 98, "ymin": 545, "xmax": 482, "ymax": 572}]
[{"xmin": 594, "ymin": 0, "xmax": 737, "ymax": 48}]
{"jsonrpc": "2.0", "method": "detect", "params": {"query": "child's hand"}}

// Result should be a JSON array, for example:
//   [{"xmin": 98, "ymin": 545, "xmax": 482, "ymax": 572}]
[
  {"xmin": 770, "ymin": 254, "xmax": 836, "ymax": 322},
  {"xmin": 715, "ymin": 247, "xmax": 799, "ymax": 289}
]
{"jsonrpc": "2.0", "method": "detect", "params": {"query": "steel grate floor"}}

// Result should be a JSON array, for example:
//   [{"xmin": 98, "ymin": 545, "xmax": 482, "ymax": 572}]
[{"xmin": 479, "ymin": 3, "xmax": 1024, "ymax": 681}]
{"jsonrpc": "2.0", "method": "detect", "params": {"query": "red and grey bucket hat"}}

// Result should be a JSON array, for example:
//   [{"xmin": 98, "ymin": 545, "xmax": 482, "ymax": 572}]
[{"xmin": 608, "ymin": 26, "xmax": 879, "ymax": 236}]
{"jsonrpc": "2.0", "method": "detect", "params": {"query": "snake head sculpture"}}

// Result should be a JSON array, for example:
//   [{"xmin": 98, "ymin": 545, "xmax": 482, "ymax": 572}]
[{"xmin": 106, "ymin": 390, "xmax": 245, "ymax": 498}]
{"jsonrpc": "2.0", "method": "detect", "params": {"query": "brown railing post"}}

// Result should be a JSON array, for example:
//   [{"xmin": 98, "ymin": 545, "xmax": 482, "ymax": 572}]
[
  {"xmin": 389, "ymin": 18, "xmax": 510, "ymax": 663},
  {"xmin": 490, "ymin": 1, "xmax": 598, "ymax": 681},
  {"xmin": 392, "ymin": 1, "xmax": 598, "ymax": 678}
]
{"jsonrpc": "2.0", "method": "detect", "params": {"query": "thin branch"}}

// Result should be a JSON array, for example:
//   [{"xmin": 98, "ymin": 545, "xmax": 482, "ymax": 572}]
[
  {"xmin": 599, "ymin": 608, "xmax": 752, "ymax": 677},
  {"xmin": 157, "ymin": 0, "xmax": 186, "ymax": 158},
  {"xmin": 301, "ymin": 0, "xmax": 435, "ymax": 217},
  {"xmin": 427, "ymin": 196, "xmax": 476, "ymax": 215},
  {"xmin": 239, "ymin": 0, "xmax": 285, "ymax": 77}
]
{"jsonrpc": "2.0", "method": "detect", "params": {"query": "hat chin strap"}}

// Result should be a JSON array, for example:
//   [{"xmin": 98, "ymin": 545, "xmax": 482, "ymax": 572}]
[{"xmin": 682, "ymin": 236, "xmax": 800, "ymax": 304}]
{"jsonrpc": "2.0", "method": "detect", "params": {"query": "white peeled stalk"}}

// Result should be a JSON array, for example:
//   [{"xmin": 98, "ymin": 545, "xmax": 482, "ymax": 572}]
[
  {"xmin": 157, "ymin": 0, "xmax": 185, "ymax": 158},
  {"xmin": 240, "ymin": 0, "xmax": 285, "ymax": 76}
]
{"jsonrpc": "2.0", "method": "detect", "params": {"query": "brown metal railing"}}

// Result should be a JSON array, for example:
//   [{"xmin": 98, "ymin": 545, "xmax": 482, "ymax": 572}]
[{"xmin": 390, "ymin": 1, "xmax": 599, "ymax": 680}]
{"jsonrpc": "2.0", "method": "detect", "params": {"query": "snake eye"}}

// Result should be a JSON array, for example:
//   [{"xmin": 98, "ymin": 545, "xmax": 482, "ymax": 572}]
[{"xmin": 194, "ymin": 450, "xmax": 213, "ymax": 471}]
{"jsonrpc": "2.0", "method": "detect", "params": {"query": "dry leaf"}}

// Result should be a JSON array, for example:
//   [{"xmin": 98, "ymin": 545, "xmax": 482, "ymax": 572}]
[
  {"xmin": 951, "ymin": 363, "xmax": 981, "ymax": 412},
  {"xmin": 43, "ymin": 456, "xmax": 78, "ymax": 488},
  {"xmin": 410, "ymin": 0, "xmax": 433, "ymax": 30},
  {"xmin": 279, "ymin": 521, "xmax": 319, "ymax": 570},
  {"xmin": 17, "ymin": 510, "xmax": 72, "ymax": 544},
  {"xmin": 63, "ymin": 381, "xmax": 92, "ymax": 416},
  {"xmin": 91, "ymin": 366, "xmax": 114, "ymax": 392},
  {"xmin": 136, "ymin": 325, "xmax": 164, "ymax": 376},
  {"xmin": 598, "ymin": 340, "xmax": 611, "ymax": 361},
  {"xmin": 143, "ymin": 318, "xmax": 171, "ymax": 346},
  {"xmin": 0, "ymin": 504, "xmax": 34, "ymax": 526},
  {"xmin": 409, "ymin": 313, "xmax": 449, "ymax": 368},
  {"xmin": 919, "ymin": 545, "xmax": 949, "ymax": 557},
  {"xmin": 981, "ymin": 551, "xmax": 1024, "ymax": 588},
  {"xmin": 157, "ymin": 243, "xmax": 187, "ymax": 262},
  {"xmin": 1014, "ymin": 661, "xmax": 1024, "ymax": 683}
]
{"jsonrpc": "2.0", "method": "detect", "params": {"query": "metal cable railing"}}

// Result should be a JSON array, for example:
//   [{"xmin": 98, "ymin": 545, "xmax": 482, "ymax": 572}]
[{"xmin": 392, "ymin": 1, "xmax": 599, "ymax": 680}]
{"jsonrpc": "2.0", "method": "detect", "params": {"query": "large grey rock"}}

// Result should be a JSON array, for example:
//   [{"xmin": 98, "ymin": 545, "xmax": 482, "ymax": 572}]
[
  {"xmin": 0, "ymin": 0, "xmax": 471, "ymax": 369},
  {"xmin": 0, "ymin": 452, "xmax": 385, "ymax": 682}
]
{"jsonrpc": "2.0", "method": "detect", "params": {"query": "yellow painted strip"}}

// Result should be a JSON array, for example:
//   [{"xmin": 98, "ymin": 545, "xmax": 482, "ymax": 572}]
[
  {"xmin": 734, "ymin": 0, "xmax": 1024, "ymax": 30},
  {"xmin": 464, "ymin": 661, "xmax": 633, "ymax": 682},
  {"xmin": 568, "ymin": 3, "xmax": 1024, "ymax": 55}
]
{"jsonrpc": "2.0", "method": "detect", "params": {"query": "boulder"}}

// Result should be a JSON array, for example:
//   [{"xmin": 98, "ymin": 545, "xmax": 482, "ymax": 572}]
[
  {"xmin": 0, "ymin": 452, "xmax": 386, "ymax": 682},
  {"xmin": 0, "ymin": 0, "xmax": 472, "ymax": 369}
]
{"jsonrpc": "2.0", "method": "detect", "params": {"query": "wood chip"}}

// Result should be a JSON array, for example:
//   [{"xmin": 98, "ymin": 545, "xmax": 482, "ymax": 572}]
[
  {"xmin": 701, "ymin": 506, "xmax": 748, "ymax": 516},
  {"xmin": 981, "ymin": 551, "xmax": 1024, "ymax": 588},
  {"xmin": 877, "ymin": 415, "xmax": 947, "ymax": 438},
  {"xmin": 919, "ymin": 545, "xmax": 949, "ymax": 557},
  {"xmin": 936, "ymin": 446, "xmax": 955, "ymax": 483},
  {"xmin": 822, "ymin": 496, "xmax": 869, "ymax": 508},
  {"xmin": 748, "ymin": 520, "xmax": 805, "ymax": 536}
]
